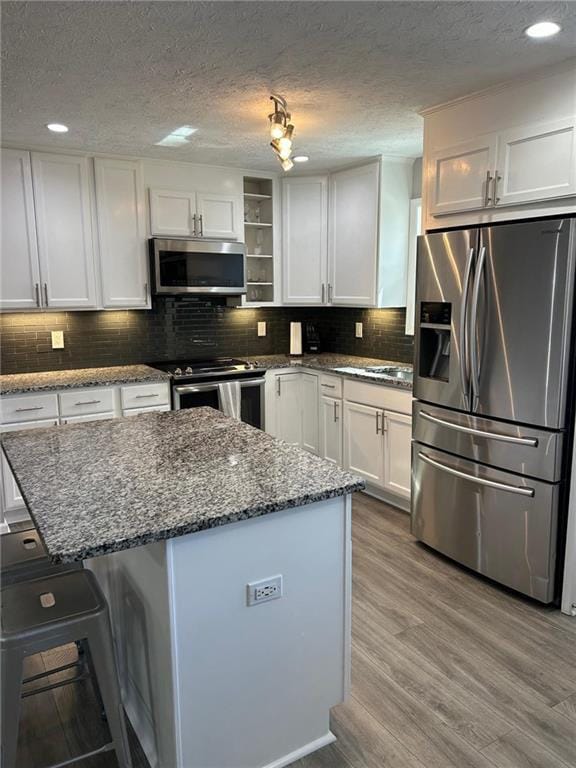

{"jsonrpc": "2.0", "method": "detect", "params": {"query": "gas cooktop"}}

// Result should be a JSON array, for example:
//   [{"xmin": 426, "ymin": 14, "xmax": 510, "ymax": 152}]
[{"xmin": 150, "ymin": 358, "xmax": 260, "ymax": 379}]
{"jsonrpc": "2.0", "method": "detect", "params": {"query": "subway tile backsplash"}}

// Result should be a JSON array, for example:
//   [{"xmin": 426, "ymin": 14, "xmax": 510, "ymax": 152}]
[{"xmin": 0, "ymin": 298, "xmax": 414, "ymax": 374}]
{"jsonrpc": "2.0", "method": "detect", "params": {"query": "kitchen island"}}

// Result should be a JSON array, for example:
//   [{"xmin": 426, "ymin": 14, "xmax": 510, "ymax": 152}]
[{"xmin": 1, "ymin": 408, "xmax": 364, "ymax": 768}]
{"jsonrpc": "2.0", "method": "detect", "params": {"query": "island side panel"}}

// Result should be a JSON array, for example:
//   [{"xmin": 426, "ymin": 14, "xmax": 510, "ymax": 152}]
[
  {"xmin": 87, "ymin": 541, "xmax": 178, "ymax": 768},
  {"xmin": 167, "ymin": 495, "xmax": 352, "ymax": 768}
]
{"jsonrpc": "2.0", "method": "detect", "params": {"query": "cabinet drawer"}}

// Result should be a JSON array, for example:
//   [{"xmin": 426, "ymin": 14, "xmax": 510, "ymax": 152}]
[
  {"xmin": 319, "ymin": 374, "xmax": 342, "ymax": 399},
  {"xmin": 344, "ymin": 379, "xmax": 412, "ymax": 414},
  {"xmin": 61, "ymin": 412, "xmax": 115, "ymax": 424},
  {"xmin": 1, "ymin": 393, "xmax": 59, "ymax": 424},
  {"xmin": 123, "ymin": 404, "xmax": 171, "ymax": 417},
  {"xmin": 121, "ymin": 382, "xmax": 170, "ymax": 410},
  {"xmin": 59, "ymin": 388, "xmax": 115, "ymax": 417}
]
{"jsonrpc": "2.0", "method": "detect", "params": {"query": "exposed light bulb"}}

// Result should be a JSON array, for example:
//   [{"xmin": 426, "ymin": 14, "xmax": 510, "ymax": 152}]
[
  {"xmin": 281, "ymin": 157, "xmax": 294, "ymax": 172},
  {"xmin": 46, "ymin": 123, "xmax": 68, "ymax": 133},
  {"xmin": 525, "ymin": 21, "xmax": 561, "ymax": 38},
  {"xmin": 276, "ymin": 124, "xmax": 294, "ymax": 159},
  {"xmin": 269, "ymin": 112, "xmax": 286, "ymax": 139},
  {"xmin": 293, "ymin": 155, "xmax": 309, "ymax": 163}
]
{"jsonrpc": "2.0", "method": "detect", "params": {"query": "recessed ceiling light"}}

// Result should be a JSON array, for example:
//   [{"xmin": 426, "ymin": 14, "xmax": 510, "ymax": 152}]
[
  {"xmin": 46, "ymin": 123, "xmax": 68, "ymax": 133},
  {"xmin": 525, "ymin": 21, "xmax": 561, "ymax": 38},
  {"xmin": 293, "ymin": 155, "xmax": 309, "ymax": 163}
]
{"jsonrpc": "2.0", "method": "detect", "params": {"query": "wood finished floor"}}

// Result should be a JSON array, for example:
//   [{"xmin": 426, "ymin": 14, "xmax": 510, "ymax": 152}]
[{"xmin": 15, "ymin": 493, "xmax": 576, "ymax": 768}]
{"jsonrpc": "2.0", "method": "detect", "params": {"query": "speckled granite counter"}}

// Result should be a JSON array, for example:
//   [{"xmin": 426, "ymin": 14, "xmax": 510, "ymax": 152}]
[
  {"xmin": 1, "ymin": 407, "xmax": 364, "ymax": 562},
  {"xmin": 0, "ymin": 364, "xmax": 171, "ymax": 396},
  {"xmin": 246, "ymin": 353, "xmax": 413, "ymax": 389}
]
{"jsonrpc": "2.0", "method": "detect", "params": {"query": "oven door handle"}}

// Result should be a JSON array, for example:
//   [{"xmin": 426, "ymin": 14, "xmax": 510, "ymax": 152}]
[{"xmin": 174, "ymin": 384, "xmax": 220, "ymax": 394}]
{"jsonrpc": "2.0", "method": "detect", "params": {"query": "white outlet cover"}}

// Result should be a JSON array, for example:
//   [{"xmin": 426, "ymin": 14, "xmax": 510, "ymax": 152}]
[
  {"xmin": 257, "ymin": 321, "xmax": 267, "ymax": 337},
  {"xmin": 51, "ymin": 330, "xmax": 64, "ymax": 349},
  {"xmin": 355, "ymin": 322, "xmax": 363, "ymax": 339},
  {"xmin": 247, "ymin": 575, "xmax": 283, "ymax": 606}
]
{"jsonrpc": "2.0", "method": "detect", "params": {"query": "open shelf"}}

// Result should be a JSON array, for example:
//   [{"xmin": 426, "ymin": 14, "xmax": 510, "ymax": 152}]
[
  {"xmin": 243, "ymin": 176, "xmax": 275, "ymax": 306},
  {"xmin": 244, "ymin": 192, "xmax": 272, "ymax": 200}
]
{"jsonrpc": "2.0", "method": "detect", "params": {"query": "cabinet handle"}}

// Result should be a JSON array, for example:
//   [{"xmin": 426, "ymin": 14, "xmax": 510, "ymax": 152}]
[
  {"xmin": 483, "ymin": 170, "xmax": 493, "ymax": 207},
  {"xmin": 333, "ymin": 401, "xmax": 340, "ymax": 422},
  {"xmin": 192, "ymin": 213, "xmax": 198, "ymax": 236},
  {"xmin": 381, "ymin": 413, "xmax": 387, "ymax": 432},
  {"xmin": 199, "ymin": 214, "xmax": 204, "ymax": 237},
  {"xmin": 276, "ymin": 378, "xmax": 281, "ymax": 396},
  {"xmin": 43, "ymin": 283, "xmax": 49, "ymax": 307},
  {"xmin": 328, "ymin": 283, "xmax": 333, "ymax": 303},
  {"xmin": 135, "ymin": 393, "xmax": 159, "ymax": 399},
  {"xmin": 15, "ymin": 406, "xmax": 44, "ymax": 412},
  {"xmin": 375, "ymin": 411, "xmax": 380, "ymax": 434},
  {"xmin": 74, "ymin": 400, "xmax": 101, "ymax": 406},
  {"xmin": 321, "ymin": 283, "xmax": 325, "ymax": 303},
  {"xmin": 492, "ymin": 171, "xmax": 501, "ymax": 205},
  {"xmin": 322, "ymin": 383, "xmax": 336, "ymax": 389},
  {"xmin": 35, "ymin": 283, "xmax": 40, "ymax": 308}
]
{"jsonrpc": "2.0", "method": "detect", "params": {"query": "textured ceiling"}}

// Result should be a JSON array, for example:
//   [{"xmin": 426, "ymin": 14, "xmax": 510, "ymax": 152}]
[{"xmin": 2, "ymin": 1, "xmax": 576, "ymax": 172}]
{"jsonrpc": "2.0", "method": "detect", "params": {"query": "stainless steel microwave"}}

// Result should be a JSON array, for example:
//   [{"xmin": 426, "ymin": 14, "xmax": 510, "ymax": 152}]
[{"xmin": 150, "ymin": 238, "xmax": 246, "ymax": 296}]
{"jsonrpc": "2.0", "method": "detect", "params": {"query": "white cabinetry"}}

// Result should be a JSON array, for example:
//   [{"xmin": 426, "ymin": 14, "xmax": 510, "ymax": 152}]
[
  {"xmin": 343, "ymin": 401, "xmax": 385, "ymax": 486},
  {"xmin": 282, "ymin": 176, "xmax": 328, "ymax": 304},
  {"xmin": 31, "ymin": 153, "xmax": 98, "ymax": 308},
  {"xmin": 94, "ymin": 158, "xmax": 149, "ymax": 308},
  {"xmin": 422, "ymin": 65, "xmax": 576, "ymax": 229},
  {"xmin": 0, "ymin": 149, "xmax": 41, "ymax": 311},
  {"xmin": 149, "ymin": 188, "xmax": 241, "ymax": 239},
  {"xmin": 383, "ymin": 410, "xmax": 412, "ymax": 499},
  {"xmin": 272, "ymin": 373, "xmax": 302, "ymax": 446},
  {"xmin": 320, "ymin": 396, "xmax": 342, "ymax": 466},
  {"xmin": 301, "ymin": 373, "xmax": 319, "ymax": 454}
]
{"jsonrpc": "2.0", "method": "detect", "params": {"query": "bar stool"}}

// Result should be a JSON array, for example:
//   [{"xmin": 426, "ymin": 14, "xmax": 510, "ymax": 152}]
[{"xmin": 1, "ymin": 568, "xmax": 132, "ymax": 768}]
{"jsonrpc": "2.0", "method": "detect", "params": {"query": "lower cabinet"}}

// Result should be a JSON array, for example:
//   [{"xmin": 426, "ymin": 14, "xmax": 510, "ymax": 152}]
[
  {"xmin": 343, "ymin": 402, "xmax": 385, "ymax": 486},
  {"xmin": 382, "ymin": 411, "xmax": 412, "ymax": 499},
  {"xmin": 301, "ymin": 373, "xmax": 319, "ymax": 454},
  {"xmin": 320, "ymin": 396, "xmax": 342, "ymax": 466},
  {"xmin": 273, "ymin": 372, "xmax": 303, "ymax": 446}
]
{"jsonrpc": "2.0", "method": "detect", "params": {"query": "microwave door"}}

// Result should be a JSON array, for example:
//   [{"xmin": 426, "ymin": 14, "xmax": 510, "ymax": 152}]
[
  {"xmin": 471, "ymin": 219, "xmax": 576, "ymax": 429},
  {"xmin": 413, "ymin": 229, "xmax": 479, "ymax": 413}
]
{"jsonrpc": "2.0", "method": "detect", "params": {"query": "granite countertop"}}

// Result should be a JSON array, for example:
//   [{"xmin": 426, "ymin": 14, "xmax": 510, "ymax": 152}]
[
  {"xmin": 1, "ymin": 408, "xmax": 364, "ymax": 563},
  {"xmin": 0, "ymin": 365, "xmax": 171, "ymax": 396},
  {"xmin": 246, "ymin": 354, "xmax": 413, "ymax": 389}
]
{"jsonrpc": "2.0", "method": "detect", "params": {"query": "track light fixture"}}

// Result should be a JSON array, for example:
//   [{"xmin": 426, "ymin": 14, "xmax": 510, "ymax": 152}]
[{"xmin": 268, "ymin": 95, "xmax": 297, "ymax": 171}]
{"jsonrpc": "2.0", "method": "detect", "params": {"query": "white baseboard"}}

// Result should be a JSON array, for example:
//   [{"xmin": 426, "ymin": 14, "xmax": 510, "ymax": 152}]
[
  {"xmin": 263, "ymin": 732, "xmax": 337, "ymax": 768},
  {"xmin": 362, "ymin": 486, "xmax": 410, "ymax": 513}
]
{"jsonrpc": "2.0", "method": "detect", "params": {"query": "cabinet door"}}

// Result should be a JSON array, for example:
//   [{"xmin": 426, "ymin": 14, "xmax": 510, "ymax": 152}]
[
  {"xmin": 282, "ymin": 176, "xmax": 328, "ymax": 304},
  {"xmin": 429, "ymin": 135, "xmax": 498, "ymax": 216},
  {"xmin": 320, "ymin": 396, "xmax": 342, "ymax": 466},
  {"xmin": 95, "ymin": 158, "xmax": 149, "ymax": 308},
  {"xmin": 1, "ymin": 149, "xmax": 41, "ymax": 310},
  {"xmin": 495, "ymin": 118, "xmax": 576, "ymax": 207},
  {"xmin": 31, "ymin": 153, "xmax": 98, "ymax": 308},
  {"xmin": 329, "ymin": 162, "xmax": 379, "ymax": 306},
  {"xmin": 1, "ymin": 419, "xmax": 59, "ymax": 514},
  {"xmin": 196, "ymin": 192, "xmax": 241, "ymax": 239},
  {"xmin": 274, "ymin": 373, "xmax": 302, "ymax": 446},
  {"xmin": 343, "ymin": 401, "xmax": 384, "ymax": 486},
  {"xmin": 301, "ymin": 373, "xmax": 319, "ymax": 454},
  {"xmin": 383, "ymin": 411, "xmax": 412, "ymax": 499},
  {"xmin": 149, "ymin": 189, "xmax": 195, "ymax": 236}
]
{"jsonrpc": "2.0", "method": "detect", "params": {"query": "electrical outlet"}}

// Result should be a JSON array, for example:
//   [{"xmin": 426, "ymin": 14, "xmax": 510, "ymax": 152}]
[
  {"xmin": 355, "ymin": 322, "xmax": 363, "ymax": 339},
  {"xmin": 247, "ymin": 575, "xmax": 283, "ymax": 606},
  {"xmin": 257, "ymin": 321, "xmax": 267, "ymax": 337},
  {"xmin": 51, "ymin": 331, "xmax": 64, "ymax": 349}
]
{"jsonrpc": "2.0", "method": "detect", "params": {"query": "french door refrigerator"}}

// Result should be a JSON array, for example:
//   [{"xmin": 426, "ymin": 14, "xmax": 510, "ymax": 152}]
[{"xmin": 412, "ymin": 217, "xmax": 576, "ymax": 603}]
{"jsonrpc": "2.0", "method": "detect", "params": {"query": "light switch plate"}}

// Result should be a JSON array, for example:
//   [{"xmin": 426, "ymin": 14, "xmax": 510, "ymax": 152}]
[
  {"xmin": 257, "ymin": 321, "xmax": 267, "ymax": 337},
  {"xmin": 355, "ymin": 322, "xmax": 363, "ymax": 339},
  {"xmin": 51, "ymin": 331, "xmax": 64, "ymax": 349}
]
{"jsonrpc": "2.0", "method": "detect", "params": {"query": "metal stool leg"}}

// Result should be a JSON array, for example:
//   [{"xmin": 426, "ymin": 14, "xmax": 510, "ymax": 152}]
[
  {"xmin": 86, "ymin": 617, "xmax": 132, "ymax": 768},
  {"xmin": 1, "ymin": 648, "xmax": 24, "ymax": 768}
]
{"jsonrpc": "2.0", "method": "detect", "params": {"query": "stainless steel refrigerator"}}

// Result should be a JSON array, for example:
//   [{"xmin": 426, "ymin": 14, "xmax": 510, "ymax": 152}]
[{"xmin": 412, "ymin": 217, "xmax": 576, "ymax": 603}]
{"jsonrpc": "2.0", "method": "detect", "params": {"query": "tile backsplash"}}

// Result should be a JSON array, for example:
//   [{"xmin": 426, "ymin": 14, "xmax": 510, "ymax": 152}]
[{"xmin": 0, "ymin": 298, "xmax": 414, "ymax": 374}]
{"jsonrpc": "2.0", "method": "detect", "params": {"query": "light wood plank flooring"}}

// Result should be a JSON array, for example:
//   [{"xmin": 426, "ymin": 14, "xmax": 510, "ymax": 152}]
[{"xmin": 14, "ymin": 493, "xmax": 576, "ymax": 767}]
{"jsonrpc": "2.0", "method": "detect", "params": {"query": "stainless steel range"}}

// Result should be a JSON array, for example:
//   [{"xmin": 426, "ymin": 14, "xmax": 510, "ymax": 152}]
[{"xmin": 150, "ymin": 358, "xmax": 266, "ymax": 429}]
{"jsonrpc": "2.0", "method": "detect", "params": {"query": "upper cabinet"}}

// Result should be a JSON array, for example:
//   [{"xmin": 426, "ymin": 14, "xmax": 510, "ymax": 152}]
[
  {"xmin": 94, "ymin": 158, "xmax": 149, "ymax": 308},
  {"xmin": 282, "ymin": 176, "xmax": 328, "ymax": 305},
  {"xmin": 0, "ymin": 149, "xmax": 41, "ymax": 310},
  {"xmin": 31, "ymin": 153, "xmax": 98, "ymax": 309},
  {"xmin": 281, "ymin": 158, "xmax": 412, "ymax": 308},
  {"xmin": 423, "ymin": 64, "xmax": 576, "ymax": 230},
  {"xmin": 149, "ymin": 188, "xmax": 242, "ymax": 240}
]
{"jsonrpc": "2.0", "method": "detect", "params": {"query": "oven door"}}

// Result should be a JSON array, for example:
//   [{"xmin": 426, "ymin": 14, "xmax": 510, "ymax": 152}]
[
  {"xmin": 174, "ymin": 378, "xmax": 264, "ymax": 429},
  {"xmin": 152, "ymin": 239, "xmax": 246, "ymax": 295}
]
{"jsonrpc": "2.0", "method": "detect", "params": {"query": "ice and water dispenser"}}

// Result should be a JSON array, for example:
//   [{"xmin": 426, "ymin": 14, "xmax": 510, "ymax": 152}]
[{"xmin": 418, "ymin": 302, "xmax": 451, "ymax": 382}]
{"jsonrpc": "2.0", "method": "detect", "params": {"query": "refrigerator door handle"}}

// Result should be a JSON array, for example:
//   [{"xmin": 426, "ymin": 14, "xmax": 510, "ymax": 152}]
[
  {"xmin": 470, "ymin": 244, "xmax": 486, "ymax": 410},
  {"xmin": 459, "ymin": 247, "xmax": 475, "ymax": 410},
  {"xmin": 417, "ymin": 451, "xmax": 535, "ymax": 497},
  {"xmin": 419, "ymin": 410, "xmax": 539, "ymax": 447}
]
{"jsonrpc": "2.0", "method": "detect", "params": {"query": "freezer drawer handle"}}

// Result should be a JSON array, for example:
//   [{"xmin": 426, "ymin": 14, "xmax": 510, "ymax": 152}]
[
  {"xmin": 417, "ymin": 451, "xmax": 535, "ymax": 497},
  {"xmin": 420, "ymin": 411, "xmax": 538, "ymax": 447}
]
